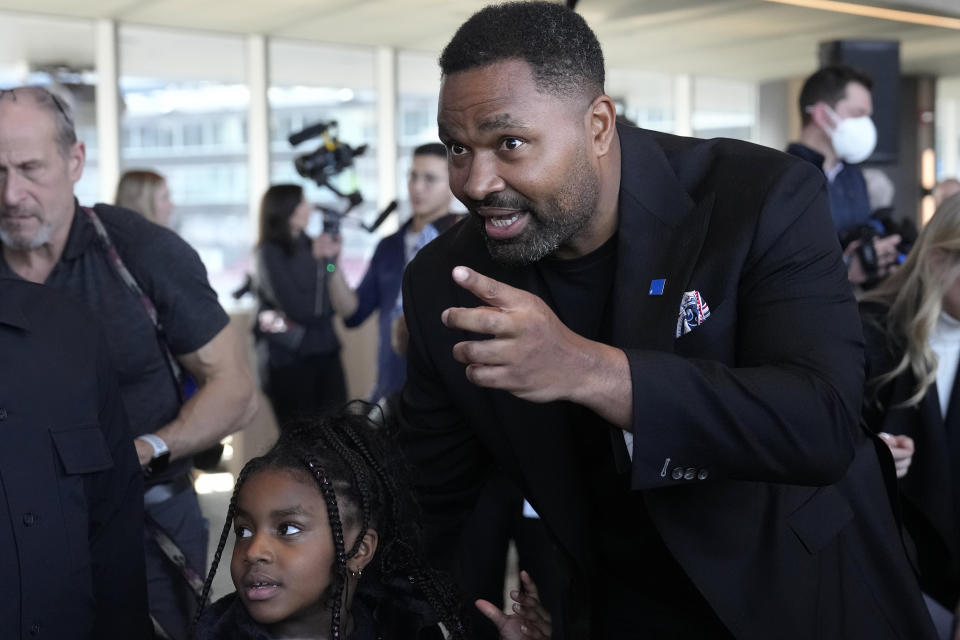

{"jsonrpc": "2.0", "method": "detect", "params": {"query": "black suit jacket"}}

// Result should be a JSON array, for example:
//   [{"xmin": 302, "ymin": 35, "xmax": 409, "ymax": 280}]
[
  {"xmin": 861, "ymin": 301, "xmax": 960, "ymax": 609},
  {"xmin": 399, "ymin": 125, "xmax": 936, "ymax": 639},
  {"xmin": 0, "ymin": 279, "xmax": 150, "ymax": 638}
]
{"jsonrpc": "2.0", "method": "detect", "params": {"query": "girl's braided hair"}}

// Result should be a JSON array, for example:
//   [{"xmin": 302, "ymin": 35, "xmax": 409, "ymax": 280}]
[{"xmin": 190, "ymin": 401, "xmax": 466, "ymax": 639}]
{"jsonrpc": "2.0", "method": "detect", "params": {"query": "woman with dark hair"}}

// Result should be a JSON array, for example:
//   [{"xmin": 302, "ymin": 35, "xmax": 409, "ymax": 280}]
[
  {"xmin": 256, "ymin": 184, "xmax": 347, "ymax": 425},
  {"xmin": 861, "ymin": 195, "xmax": 960, "ymax": 638}
]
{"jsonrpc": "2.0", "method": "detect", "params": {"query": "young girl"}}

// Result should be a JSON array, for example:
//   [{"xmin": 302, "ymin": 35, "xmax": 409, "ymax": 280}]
[{"xmin": 192, "ymin": 404, "xmax": 551, "ymax": 639}]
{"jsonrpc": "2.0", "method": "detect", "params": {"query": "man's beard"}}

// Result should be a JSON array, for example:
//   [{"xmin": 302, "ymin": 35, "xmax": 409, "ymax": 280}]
[
  {"xmin": 0, "ymin": 210, "xmax": 54, "ymax": 251},
  {"xmin": 469, "ymin": 151, "xmax": 601, "ymax": 267}
]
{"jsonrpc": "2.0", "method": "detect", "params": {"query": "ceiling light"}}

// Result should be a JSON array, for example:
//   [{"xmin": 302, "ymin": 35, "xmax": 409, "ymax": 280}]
[{"xmin": 763, "ymin": 0, "xmax": 960, "ymax": 30}]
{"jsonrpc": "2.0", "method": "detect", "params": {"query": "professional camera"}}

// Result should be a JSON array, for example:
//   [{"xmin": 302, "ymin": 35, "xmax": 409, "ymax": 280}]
[
  {"xmin": 841, "ymin": 210, "xmax": 917, "ymax": 286},
  {"xmin": 288, "ymin": 121, "xmax": 367, "ymax": 229},
  {"xmin": 287, "ymin": 120, "xmax": 397, "ymax": 237},
  {"xmin": 288, "ymin": 119, "xmax": 397, "ymax": 237},
  {"xmin": 291, "ymin": 121, "xmax": 366, "ymax": 187}
]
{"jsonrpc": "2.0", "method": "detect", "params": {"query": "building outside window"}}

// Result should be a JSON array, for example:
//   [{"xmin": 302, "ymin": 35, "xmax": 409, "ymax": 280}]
[
  {"xmin": 119, "ymin": 25, "xmax": 250, "ymax": 307},
  {"xmin": 269, "ymin": 39, "xmax": 380, "ymax": 288}
]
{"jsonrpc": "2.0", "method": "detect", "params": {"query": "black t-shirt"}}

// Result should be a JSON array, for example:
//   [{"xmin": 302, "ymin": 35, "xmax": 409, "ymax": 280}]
[
  {"xmin": 0, "ymin": 202, "xmax": 229, "ymax": 484},
  {"xmin": 536, "ymin": 235, "xmax": 731, "ymax": 637}
]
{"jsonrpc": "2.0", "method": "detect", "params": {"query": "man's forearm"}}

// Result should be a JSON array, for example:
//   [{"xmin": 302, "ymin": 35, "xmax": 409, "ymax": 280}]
[
  {"xmin": 327, "ymin": 267, "xmax": 358, "ymax": 318},
  {"xmin": 134, "ymin": 325, "xmax": 259, "ymax": 466},
  {"xmin": 154, "ymin": 372, "xmax": 257, "ymax": 463}
]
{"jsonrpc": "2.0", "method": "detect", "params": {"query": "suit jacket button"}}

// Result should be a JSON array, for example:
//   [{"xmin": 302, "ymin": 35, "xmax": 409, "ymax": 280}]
[
  {"xmin": 698, "ymin": 469, "xmax": 709, "ymax": 480},
  {"xmin": 671, "ymin": 467, "xmax": 683, "ymax": 480},
  {"xmin": 684, "ymin": 467, "xmax": 696, "ymax": 480}
]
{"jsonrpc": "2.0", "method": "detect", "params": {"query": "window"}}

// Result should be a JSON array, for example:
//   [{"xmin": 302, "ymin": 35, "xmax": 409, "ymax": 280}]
[
  {"xmin": 119, "ymin": 25, "xmax": 250, "ymax": 306},
  {"xmin": 269, "ymin": 39, "xmax": 380, "ymax": 287},
  {"xmin": 0, "ymin": 12, "xmax": 99, "ymax": 204},
  {"xmin": 692, "ymin": 77, "xmax": 757, "ymax": 141},
  {"xmin": 608, "ymin": 68, "xmax": 676, "ymax": 133}
]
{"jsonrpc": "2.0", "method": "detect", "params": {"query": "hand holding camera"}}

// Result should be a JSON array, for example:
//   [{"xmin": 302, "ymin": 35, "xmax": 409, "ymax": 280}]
[
  {"xmin": 312, "ymin": 232, "xmax": 342, "ymax": 262},
  {"xmin": 844, "ymin": 233, "xmax": 902, "ymax": 285}
]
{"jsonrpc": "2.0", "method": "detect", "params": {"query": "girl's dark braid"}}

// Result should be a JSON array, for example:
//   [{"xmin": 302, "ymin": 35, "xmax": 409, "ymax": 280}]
[
  {"xmin": 188, "ymin": 459, "xmax": 262, "ymax": 635},
  {"xmin": 337, "ymin": 417, "xmax": 467, "ymax": 639},
  {"xmin": 305, "ymin": 456, "xmax": 350, "ymax": 639},
  {"xmin": 314, "ymin": 423, "xmax": 373, "ymax": 560}
]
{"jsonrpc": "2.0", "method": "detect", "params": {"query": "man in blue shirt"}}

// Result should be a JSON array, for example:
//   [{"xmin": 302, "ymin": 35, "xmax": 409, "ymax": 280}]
[
  {"xmin": 322, "ymin": 143, "xmax": 459, "ymax": 401},
  {"xmin": 787, "ymin": 65, "xmax": 901, "ymax": 286}
]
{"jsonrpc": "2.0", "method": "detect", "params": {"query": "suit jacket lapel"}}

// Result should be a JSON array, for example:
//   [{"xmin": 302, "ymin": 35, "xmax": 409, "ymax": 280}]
[{"xmin": 611, "ymin": 127, "xmax": 714, "ymax": 353}]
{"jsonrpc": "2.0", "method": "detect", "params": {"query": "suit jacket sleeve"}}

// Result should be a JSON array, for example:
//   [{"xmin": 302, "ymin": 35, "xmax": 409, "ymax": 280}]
[
  {"xmin": 397, "ymin": 262, "xmax": 492, "ymax": 563},
  {"xmin": 345, "ymin": 240, "xmax": 387, "ymax": 328},
  {"xmin": 627, "ymin": 161, "xmax": 864, "ymax": 489},
  {"xmin": 89, "ymin": 332, "xmax": 151, "ymax": 637}
]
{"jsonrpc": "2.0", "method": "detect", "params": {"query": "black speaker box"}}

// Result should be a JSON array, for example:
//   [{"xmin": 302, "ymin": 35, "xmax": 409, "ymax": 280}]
[{"xmin": 819, "ymin": 40, "xmax": 900, "ymax": 164}]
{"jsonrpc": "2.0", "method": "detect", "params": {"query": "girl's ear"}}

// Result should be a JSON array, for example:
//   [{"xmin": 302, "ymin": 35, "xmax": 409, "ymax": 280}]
[{"xmin": 350, "ymin": 529, "xmax": 380, "ymax": 573}]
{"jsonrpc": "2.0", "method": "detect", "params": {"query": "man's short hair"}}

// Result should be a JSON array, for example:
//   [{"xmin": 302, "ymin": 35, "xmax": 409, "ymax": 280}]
[
  {"xmin": 439, "ymin": 1, "xmax": 604, "ymax": 101},
  {"xmin": 798, "ymin": 65, "xmax": 874, "ymax": 127},
  {"xmin": 0, "ymin": 86, "xmax": 77, "ymax": 154},
  {"xmin": 413, "ymin": 142, "xmax": 447, "ymax": 160}
]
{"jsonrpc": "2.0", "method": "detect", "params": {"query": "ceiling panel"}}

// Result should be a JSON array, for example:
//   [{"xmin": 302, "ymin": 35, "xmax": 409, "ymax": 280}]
[{"xmin": 0, "ymin": 0, "xmax": 959, "ymax": 81}]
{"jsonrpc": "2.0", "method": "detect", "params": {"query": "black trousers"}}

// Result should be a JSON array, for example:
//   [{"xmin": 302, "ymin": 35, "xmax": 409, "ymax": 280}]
[{"xmin": 266, "ymin": 352, "xmax": 347, "ymax": 428}]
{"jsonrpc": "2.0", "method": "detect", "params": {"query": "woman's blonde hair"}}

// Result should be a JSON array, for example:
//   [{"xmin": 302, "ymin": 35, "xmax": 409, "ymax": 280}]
[
  {"xmin": 862, "ymin": 194, "xmax": 960, "ymax": 407},
  {"xmin": 115, "ymin": 170, "xmax": 167, "ymax": 223}
]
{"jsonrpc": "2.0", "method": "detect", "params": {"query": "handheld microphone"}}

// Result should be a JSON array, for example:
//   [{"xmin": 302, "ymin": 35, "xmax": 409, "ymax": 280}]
[{"xmin": 288, "ymin": 121, "xmax": 335, "ymax": 146}]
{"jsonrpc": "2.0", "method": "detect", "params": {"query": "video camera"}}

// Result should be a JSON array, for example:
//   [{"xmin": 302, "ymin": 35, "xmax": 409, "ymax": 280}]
[
  {"xmin": 288, "ymin": 119, "xmax": 398, "ymax": 237},
  {"xmin": 841, "ymin": 210, "xmax": 917, "ymax": 286},
  {"xmin": 289, "ymin": 120, "xmax": 367, "ymax": 233}
]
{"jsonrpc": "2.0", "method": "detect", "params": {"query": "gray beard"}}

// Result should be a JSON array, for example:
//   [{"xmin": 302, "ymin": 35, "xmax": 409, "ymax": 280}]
[
  {"xmin": 0, "ymin": 221, "xmax": 53, "ymax": 251},
  {"xmin": 481, "ymin": 211, "xmax": 590, "ymax": 267}
]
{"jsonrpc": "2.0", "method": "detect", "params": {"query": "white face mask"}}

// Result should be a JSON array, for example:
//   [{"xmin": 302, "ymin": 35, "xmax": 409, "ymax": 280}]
[{"xmin": 825, "ymin": 105, "xmax": 877, "ymax": 164}]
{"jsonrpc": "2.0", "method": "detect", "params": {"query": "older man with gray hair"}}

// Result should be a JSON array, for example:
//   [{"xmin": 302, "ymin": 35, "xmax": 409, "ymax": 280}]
[{"xmin": 0, "ymin": 86, "xmax": 258, "ymax": 639}]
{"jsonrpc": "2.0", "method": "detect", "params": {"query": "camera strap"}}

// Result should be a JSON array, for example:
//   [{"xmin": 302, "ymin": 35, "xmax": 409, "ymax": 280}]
[
  {"xmin": 81, "ymin": 206, "xmax": 185, "ymax": 404},
  {"xmin": 82, "ymin": 206, "xmax": 205, "ymax": 613}
]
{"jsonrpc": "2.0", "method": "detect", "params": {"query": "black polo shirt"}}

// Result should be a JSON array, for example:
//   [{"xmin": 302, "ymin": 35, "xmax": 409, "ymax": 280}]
[{"xmin": 0, "ymin": 202, "xmax": 229, "ymax": 485}]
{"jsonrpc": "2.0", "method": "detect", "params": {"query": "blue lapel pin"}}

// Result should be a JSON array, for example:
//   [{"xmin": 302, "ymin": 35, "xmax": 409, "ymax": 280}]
[{"xmin": 649, "ymin": 279, "xmax": 666, "ymax": 295}]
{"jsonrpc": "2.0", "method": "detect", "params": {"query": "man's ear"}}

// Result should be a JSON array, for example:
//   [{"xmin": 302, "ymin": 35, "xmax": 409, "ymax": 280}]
[
  {"xmin": 349, "ymin": 529, "xmax": 379, "ymax": 573},
  {"xmin": 809, "ymin": 102, "xmax": 834, "ymax": 131},
  {"xmin": 67, "ymin": 141, "xmax": 85, "ymax": 184},
  {"xmin": 587, "ymin": 94, "xmax": 617, "ymax": 158}
]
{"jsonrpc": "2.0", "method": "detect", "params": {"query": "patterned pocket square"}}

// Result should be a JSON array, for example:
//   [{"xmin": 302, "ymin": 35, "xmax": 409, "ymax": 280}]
[{"xmin": 676, "ymin": 290, "xmax": 711, "ymax": 338}]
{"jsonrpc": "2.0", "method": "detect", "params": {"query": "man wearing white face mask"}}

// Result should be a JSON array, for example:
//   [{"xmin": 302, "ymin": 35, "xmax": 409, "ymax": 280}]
[{"xmin": 788, "ymin": 65, "xmax": 902, "ymax": 286}]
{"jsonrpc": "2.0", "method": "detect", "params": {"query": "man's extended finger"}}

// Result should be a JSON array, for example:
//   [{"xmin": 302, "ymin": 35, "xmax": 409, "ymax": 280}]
[
  {"xmin": 442, "ymin": 305, "xmax": 512, "ymax": 335},
  {"xmin": 452, "ymin": 265, "xmax": 525, "ymax": 309}
]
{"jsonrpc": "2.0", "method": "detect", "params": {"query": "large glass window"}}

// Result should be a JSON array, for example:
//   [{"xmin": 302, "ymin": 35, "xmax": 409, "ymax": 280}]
[
  {"xmin": 0, "ymin": 11, "xmax": 98, "ymax": 204},
  {"xmin": 397, "ymin": 50, "xmax": 442, "ymax": 197},
  {"xmin": 607, "ymin": 68, "xmax": 675, "ymax": 133},
  {"xmin": 693, "ymin": 77, "xmax": 757, "ymax": 141},
  {"xmin": 268, "ymin": 39, "xmax": 379, "ymax": 287},
  {"xmin": 936, "ymin": 76, "xmax": 960, "ymax": 183},
  {"xmin": 119, "ymin": 25, "xmax": 249, "ymax": 306}
]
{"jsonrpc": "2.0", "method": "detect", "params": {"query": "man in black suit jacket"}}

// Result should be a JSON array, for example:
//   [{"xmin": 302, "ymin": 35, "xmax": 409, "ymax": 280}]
[
  {"xmin": 0, "ymin": 279, "xmax": 150, "ymax": 638},
  {"xmin": 398, "ymin": 2, "xmax": 936, "ymax": 638}
]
